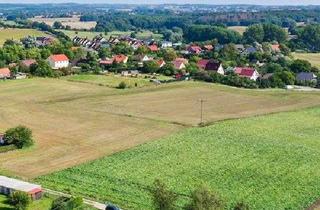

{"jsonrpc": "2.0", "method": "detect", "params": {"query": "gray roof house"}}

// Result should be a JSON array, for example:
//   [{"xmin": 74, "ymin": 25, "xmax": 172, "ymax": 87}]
[{"xmin": 296, "ymin": 72, "xmax": 317, "ymax": 82}]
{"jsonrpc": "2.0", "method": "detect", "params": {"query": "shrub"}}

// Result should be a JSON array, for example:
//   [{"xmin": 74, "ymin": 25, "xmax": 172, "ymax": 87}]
[
  {"xmin": 151, "ymin": 179, "xmax": 177, "ymax": 210},
  {"xmin": 4, "ymin": 126, "xmax": 34, "ymax": 149},
  {"xmin": 9, "ymin": 191, "xmax": 31, "ymax": 210},
  {"xmin": 185, "ymin": 185, "xmax": 224, "ymax": 210},
  {"xmin": 50, "ymin": 196, "xmax": 83, "ymax": 210},
  {"xmin": 117, "ymin": 81, "xmax": 127, "ymax": 89}
]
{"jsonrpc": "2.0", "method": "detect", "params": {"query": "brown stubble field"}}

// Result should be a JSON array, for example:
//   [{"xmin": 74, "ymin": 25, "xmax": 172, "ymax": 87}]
[{"xmin": 1, "ymin": 78, "xmax": 320, "ymax": 179}]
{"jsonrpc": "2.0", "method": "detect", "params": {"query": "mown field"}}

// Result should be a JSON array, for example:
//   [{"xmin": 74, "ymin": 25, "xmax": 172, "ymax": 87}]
[
  {"xmin": 1, "ymin": 79, "xmax": 320, "ymax": 179},
  {"xmin": 293, "ymin": 52, "xmax": 320, "ymax": 68},
  {"xmin": 0, "ymin": 28, "xmax": 49, "ymax": 46},
  {"xmin": 59, "ymin": 29, "xmax": 163, "ymax": 40},
  {"xmin": 65, "ymin": 74, "xmax": 172, "ymax": 88},
  {"xmin": 228, "ymin": 26, "xmax": 248, "ymax": 35},
  {"xmin": 30, "ymin": 16, "xmax": 96, "ymax": 30},
  {"xmin": 37, "ymin": 107, "xmax": 320, "ymax": 209}
]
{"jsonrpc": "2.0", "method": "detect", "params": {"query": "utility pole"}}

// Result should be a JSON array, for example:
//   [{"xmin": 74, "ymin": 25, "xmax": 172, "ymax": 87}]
[{"xmin": 199, "ymin": 99, "xmax": 206, "ymax": 125}]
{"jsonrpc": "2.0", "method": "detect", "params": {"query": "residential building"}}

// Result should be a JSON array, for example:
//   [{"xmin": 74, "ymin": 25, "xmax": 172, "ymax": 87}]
[
  {"xmin": 0, "ymin": 176, "xmax": 43, "ymax": 200},
  {"xmin": 296, "ymin": 72, "xmax": 317, "ymax": 83},
  {"xmin": 21, "ymin": 59, "xmax": 37, "ymax": 68},
  {"xmin": 157, "ymin": 59, "xmax": 166, "ymax": 68},
  {"xmin": 172, "ymin": 60, "xmax": 186, "ymax": 70},
  {"xmin": 0, "ymin": 68, "xmax": 11, "ymax": 79},
  {"xmin": 234, "ymin": 67, "xmax": 260, "ymax": 81},
  {"xmin": 161, "ymin": 41, "xmax": 173, "ymax": 48},
  {"xmin": 47, "ymin": 54, "xmax": 69, "ymax": 69},
  {"xmin": 197, "ymin": 59, "xmax": 224, "ymax": 75},
  {"xmin": 148, "ymin": 44, "xmax": 159, "ymax": 52},
  {"xmin": 113, "ymin": 54, "xmax": 128, "ymax": 64},
  {"xmin": 187, "ymin": 45, "xmax": 202, "ymax": 54}
]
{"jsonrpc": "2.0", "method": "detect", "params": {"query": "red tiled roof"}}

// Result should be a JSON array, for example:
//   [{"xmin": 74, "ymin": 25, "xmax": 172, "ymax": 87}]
[
  {"xmin": 148, "ymin": 44, "xmax": 159, "ymax": 52},
  {"xmin": 203, "ymin": 45, "xmax": 214, "ymax": 51},
  {"xmin": 175, "ymin": 58, "xmax": 189, "ymax": 64},
  {"xmin": 197, "ymin": 59, "xmax": 209, "ymax": 69},
  {"xmin": 28, "ymin": 188, "xmax": 42, "ymax": 194},
  {"xmin": 48, "ymin": 54, "xmax": 69, "ymax": 62},
  {"xmin": 234, "ymin": 67, "xmax": 256, "ymax": 77},
  {"xmin": 21, "ymin": 59, "xmax": 37, "ymax": 67},
  {"xmin": 113, "ymin": 54, "xmax": 128, "ymax": 63},
  {"xmin": 271, "ymin": 44, "xmax": 280, "ymax": 51},
  {"xmin": 99, "ymin": 59, "xmax": 114, "ymax": 65},
  {"xmin": 172, "ymin": 60, "xmax": 185, "ymax": 69},
  {"xmin": 188, "ymin": 45, "xmax": 202, "ymax": 54},
  {"xmin": 157, "ymin": 59, "xmax": 166, "ymax": 67},
  {"xmin": 0, "ymin": 68, "xmax": 11, "ymax": 77}
]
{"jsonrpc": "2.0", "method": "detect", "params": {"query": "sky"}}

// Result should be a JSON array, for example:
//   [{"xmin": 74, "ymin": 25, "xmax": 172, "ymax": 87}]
[{"xmin": 0, "ymin": 0, "xmax": 319, "ymax": 5}]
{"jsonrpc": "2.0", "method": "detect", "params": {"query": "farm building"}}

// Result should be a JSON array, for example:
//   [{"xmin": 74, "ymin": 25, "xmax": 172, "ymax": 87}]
[
  {"xmin": 296, "ymin": 72, "xmax": 317, "ymax": 83},
  {"xmin": 0, "ymin": 176, "xmax": 43, "ymax": 200},
  {"xmin": 47, "ymin": 54, "xmax": 69, "ymax": 69}
]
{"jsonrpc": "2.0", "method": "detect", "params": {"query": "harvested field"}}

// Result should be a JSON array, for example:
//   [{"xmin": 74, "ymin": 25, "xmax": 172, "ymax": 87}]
[
  {"xmin": 0, "ymin": 28, "xmax": 49, "ymax": 46},
  {"xmin": 30, "ymin": 16, "xmax": 96, "ymax": 30},
  {"xmin": 1, "ymin": 79, "xmax": 320, "ymax": 178}
]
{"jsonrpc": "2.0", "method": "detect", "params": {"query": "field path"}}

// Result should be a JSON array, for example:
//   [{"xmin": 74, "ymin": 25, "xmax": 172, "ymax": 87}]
[{"xmin": 44, "ymin": 188, "xmax": 107, "ymax": 210}]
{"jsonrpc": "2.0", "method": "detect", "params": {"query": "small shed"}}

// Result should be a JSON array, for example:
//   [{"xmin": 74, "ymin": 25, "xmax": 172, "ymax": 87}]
[{"xmin": 0, "ymin": 176, "xmax": 43, "ymax": 200}]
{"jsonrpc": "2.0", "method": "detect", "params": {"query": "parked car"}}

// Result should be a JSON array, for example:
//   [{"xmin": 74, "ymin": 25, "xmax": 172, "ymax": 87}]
[{"xmin": 105, "ymin": 203, "xmax": 121, "ymax": 210}]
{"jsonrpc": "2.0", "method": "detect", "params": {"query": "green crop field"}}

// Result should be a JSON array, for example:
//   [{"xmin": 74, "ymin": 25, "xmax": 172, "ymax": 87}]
[
  {"xmin": 65, "ymin": 74, "xmax": 172, "ymax": 88},
  {"xmin": 293, "ymin": 52, "xmax": 320, "ymax": 68},
  {"xmin": 37, "ymin": 107, "xmax": 320, "ymax": 210},
  {"xmin": 0, "ymin": 28, "xmax": 49, "ymax": 46},
  {"xmin": 59, "ymin": 29, "xmax": 163, "ymax": 40}
]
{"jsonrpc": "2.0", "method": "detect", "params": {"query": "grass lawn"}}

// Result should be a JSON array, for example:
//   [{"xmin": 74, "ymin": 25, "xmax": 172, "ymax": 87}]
[
  {"xmin": 37, "ymin": 107, "xmax": 320, "ymax": 210},
  {"xmin": 59, "ymin": 29, "xmax": 163, "ymax": 40},
  {"xmin": 292, "ymin": 52, "xmax": 320, "ymax": 68},
  {"xmin": 0, "ymin": 28, "xmax": 49, "ymax": 46},
  {"xmin": 228, "ymin": 26, "xmax": 248, "ymax": 35},
  {"xmin": 0, "ymin": 194, "xmax": 53, "ymax": 210},
  {"xmin": 1, "ymin": 79, "xmax": 320, "ymax": 178},
  {"xmin": 64, "ymin": 74, "xmax": 172, "ymax": 88}
]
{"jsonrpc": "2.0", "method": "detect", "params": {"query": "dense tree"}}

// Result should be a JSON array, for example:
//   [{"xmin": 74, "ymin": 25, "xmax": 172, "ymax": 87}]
[
  {"xmin": 185, "ymin": 185, "xmax": 224, "ymax": 210},
  {"xmin": 243, "ymin": 24, "xmax": 264, "ymax": 43},
  {"xmin": 151, "ymin": 179, "xmax": 177, "ymax": 210},
  {"xmin": 30, "ymin": 60, "xmax": 55, "ymax": 77},
  {"xmin": 53, "ymin": 21, "xmax": 63, "ymax": 29},
  {"xmin": 290, "ymin": 59, "xmax": 312, "ymax": 73},
  {"xmin": 142, "ymin": 61, "xmax": 159, "ymax": 74},
  {"xmin": 4, "ymin": 126, "xmax": 34, "ymax": 149},
  {"xmin": 299, "ymin": 24, "xmax": 320, "ymax": 51},
  {"xmin": 9, "ymin": 191, "xmax": 31, "ymax": 210}
]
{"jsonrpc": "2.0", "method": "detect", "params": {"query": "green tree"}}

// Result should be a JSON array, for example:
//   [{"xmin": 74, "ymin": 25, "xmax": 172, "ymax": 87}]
[
  {"xmin": 185, "ymin": 185, "xmax": 224, "ymax": 210},
  {"xmin": 299, "ymin": 24, "xmax": 320, "ymax": 51},
  {"xmin": 142, "ymin": 61, "xmax": 159, "ymax": 74},
  {"xmin": 4, "ymin": 126, "xmax": 34, "ymax": 149},
  {"xmin": 30, "ymin": 60, "xmax": 54, "ymax": 77},
  {"xmin": 151, "ymin": 179, "xmax": 177, "ymax": 210},
  {"xmin": 262, "ymin": 23, "xmax": 287, "ymax": 43},
  {"xmin": 290, "ymin": 59, "xmax": 312, "ymax": 73},
  {"xmin": 9, "ymin": 191, "xmax": 31, "ymax": 210},
  {"xmin": 243, "ymin": 24, "xmax": 264, "ymax": 43},
  {"xmin": 53, "ymin": 21, "xmax": 63, "ymax": 29}
]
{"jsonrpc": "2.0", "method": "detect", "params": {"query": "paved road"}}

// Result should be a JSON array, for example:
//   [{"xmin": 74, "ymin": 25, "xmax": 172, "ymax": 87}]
[{"xmin": 44, "ymin": 188, "xmax": 106, "ymax": 210}]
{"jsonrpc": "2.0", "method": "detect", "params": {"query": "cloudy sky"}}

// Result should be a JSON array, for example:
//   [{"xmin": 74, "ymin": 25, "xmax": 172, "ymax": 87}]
[{"xmin": 0, "ymin": 0, "xmax": 319, "ymax": 5}]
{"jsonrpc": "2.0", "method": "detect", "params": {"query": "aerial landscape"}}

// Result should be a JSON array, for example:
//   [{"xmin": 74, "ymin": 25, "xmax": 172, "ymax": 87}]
[{"xmin": 1, "ymin": 1, "xmax": 320, "ymax": 210}]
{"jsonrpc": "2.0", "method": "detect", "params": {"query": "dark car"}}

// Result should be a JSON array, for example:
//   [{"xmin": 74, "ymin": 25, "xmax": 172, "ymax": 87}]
[{"xmin": 105, "ymin": 203, "xmax": 121, "ymax": 210}]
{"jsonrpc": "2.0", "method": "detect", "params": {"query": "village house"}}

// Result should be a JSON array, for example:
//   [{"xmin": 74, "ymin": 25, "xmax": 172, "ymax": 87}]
[
  {"xmin": 271, "ymin": 44, "xmax": 281, "ymax": 53},
  {"xmin": 157, "ymin": 59, "xmax": 166, "ymax": 68},
  {"xmin": 35, "ymin": 37, "xmax": 54, "ymax": 47},
  {"xmin": 113, "ymin": 54, "xmax": 128, "ymax": 64},
  {"xmin": 234, "ymin": 67, "xmax": 260, "ymax": 81},
  {"xmin": 161, "ymin": 41, "xmax": 173, "ymax": 48},
  {"xmin": 172, "ymin": 60, "xmax": 186, "ymax": 70},
  {"xmin": 296, "ymin": 72, "xmax": 317, "ymax": 83},
  {"xmin": 20, "ymin": 59, "xmax": 37, "ymax": 68},
  {"xmin": 174, "ymin": 57, "xmax": 189, "ymax": 65},
  {"xmin": 0, "ymin": 176, "xmax": 43, "ymax": 200},
  {"xmin": 203, "ymin": 45, "xmax": 214, "ymax": 51},
  {"xmin": 0, "ymin": 68, "xmax": 11, "ymax": 79},
  {"xmin": 148, "ymin": 44, "xmax": 159, "ymax": 52},
  {"xmin": 197, "ymin": 59, "xmax": 224, "ymax": 75},
  {"xmin": 187, "ymin": 45, "xmax": 202, "ymax": 54},
  {"xmin": 47, "ymin": 54, "xmax": 69, "ymax": 69},
  {"xmin": 99, "ymin": 58, "xmax": 114, "ymax": 66}
]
